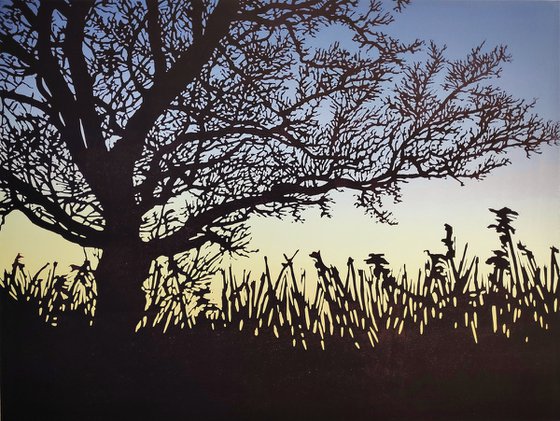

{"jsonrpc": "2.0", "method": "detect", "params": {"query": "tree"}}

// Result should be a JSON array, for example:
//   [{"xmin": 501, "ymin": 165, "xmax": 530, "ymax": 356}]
[{"xmin": 1, "ymin": 0, "xmax": 558, "ymax": 333}]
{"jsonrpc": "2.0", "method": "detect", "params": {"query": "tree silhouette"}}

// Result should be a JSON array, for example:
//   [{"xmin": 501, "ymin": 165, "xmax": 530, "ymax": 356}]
[{"xmin": 1, "ymin": 0, "xmax": 558, "ymax": 331}]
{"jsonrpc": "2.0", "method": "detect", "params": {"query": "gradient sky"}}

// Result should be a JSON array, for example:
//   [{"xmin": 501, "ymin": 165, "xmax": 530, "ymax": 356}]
[
  {"xmin": 250, "ymin": 0, "xmax": 560, "ymax": 275},
  {"xmin": 1, "ymin": 0, "xmax": 559, "ymax": 277}
]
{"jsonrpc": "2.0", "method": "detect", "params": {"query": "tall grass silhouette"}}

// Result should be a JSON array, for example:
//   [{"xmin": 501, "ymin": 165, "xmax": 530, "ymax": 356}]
[
  {"xmin": 1, "ymin": 253, "xmax": 96, "ymax": 327},
  {"xmin": 2, "ymin": 207, "xmax": 558, "ymax": 350}
]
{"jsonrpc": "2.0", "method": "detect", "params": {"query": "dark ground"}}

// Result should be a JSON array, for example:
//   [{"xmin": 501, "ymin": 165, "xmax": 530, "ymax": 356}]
[{"xmin": 2, "ymin": 291, "xmax": 559, "ymax": 421}]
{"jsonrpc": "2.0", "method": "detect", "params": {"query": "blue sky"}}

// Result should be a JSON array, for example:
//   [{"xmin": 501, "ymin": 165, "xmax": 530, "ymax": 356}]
[{"xmin": 391, "ymin": 0, "xmax": 559, "ymax": 120}]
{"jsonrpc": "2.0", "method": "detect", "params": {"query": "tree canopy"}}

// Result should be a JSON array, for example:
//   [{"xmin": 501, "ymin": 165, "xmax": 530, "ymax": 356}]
[{"xmin": 1, "ymin": 0, "xmax": 558, "ymax": 260}]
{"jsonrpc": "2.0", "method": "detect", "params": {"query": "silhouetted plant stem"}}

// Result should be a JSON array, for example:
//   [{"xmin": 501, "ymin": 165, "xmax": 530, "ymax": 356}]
[{"xmin": 551, "ymin": 247, "xmax": 559, "ymax": 294}]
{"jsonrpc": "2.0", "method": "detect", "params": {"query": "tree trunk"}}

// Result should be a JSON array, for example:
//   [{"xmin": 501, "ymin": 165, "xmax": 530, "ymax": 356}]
[{"xmin": 94, "ymin": 240, "xmax": 153, "ymax": 336}]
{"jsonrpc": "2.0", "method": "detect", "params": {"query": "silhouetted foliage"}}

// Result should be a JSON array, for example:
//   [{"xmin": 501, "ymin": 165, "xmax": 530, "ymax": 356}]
[
  {"xmin": 1, "ymin": 252, "xmax": 96, "ymax": 327},
  {"xmin": 4, "ymin": 208, "xmax": 558, "ymax": 349},
  {"xmin": 1, "ymin": 0, "xmax": 558, "ymax": 325}
]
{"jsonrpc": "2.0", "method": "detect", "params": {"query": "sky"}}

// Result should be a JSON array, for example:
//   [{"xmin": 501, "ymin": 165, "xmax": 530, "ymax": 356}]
[
  {"xmin": 0, "ymin": 0, "xmax": 559, "ymax": 278},
  {"xmin": 248, "ymin": 0, "xmax": 560, "ymax": 275}
]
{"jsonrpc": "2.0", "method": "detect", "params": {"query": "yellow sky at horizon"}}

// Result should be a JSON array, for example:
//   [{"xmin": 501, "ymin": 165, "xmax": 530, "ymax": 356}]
[{"xmin": 1, "ymin": 145, "xmax": 558, "ymax": 280}]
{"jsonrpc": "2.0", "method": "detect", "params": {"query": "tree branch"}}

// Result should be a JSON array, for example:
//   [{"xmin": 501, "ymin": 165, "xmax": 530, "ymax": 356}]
[
  {"xmin": 148, "ymin": 177, "xmax": 369, "ymax": 256},
  {"xmin": 35, "ymin": 1, "xmax": 110, "ymax": 204},
  {"xmin": 63, "ymin": 0, "xmax": 106, "ymax": 154},
  {"xmin": 112, "ymin": 0, "xmax": 240, "ymax": 169},
  {"xmin": 0, "ymin": 89, "xmax": 52, "ymax": 115},
  {"xmin": 0, "ymin": 166, "xmax": 105, "ymax": 246},
  {"xmin": 146, "ymin": 0, "xmax": 166, "ymax": 79}
]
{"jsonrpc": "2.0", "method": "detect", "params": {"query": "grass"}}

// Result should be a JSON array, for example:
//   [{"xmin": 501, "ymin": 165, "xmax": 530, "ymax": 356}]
[
  {"xmin": 1, "ymin": 254, "xmax": 96, "ymax": 327},
  {"xmin": 2, "ymin": 207, "xmax": 559, "ymax": 350}
]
